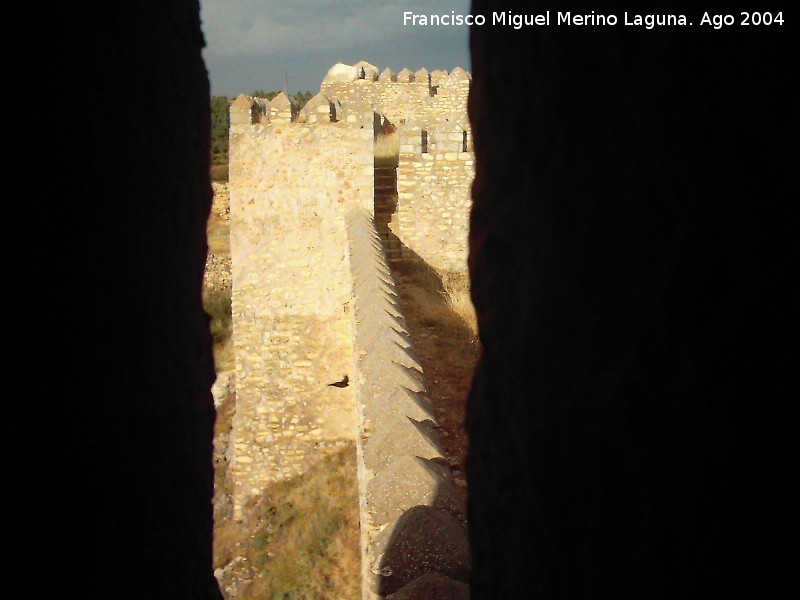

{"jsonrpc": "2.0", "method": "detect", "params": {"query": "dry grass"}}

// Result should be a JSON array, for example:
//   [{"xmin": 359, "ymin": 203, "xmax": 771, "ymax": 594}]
[
  {"xmin": 207, "ymin": 182, "xmax": 231, "ymax": 253},
  {"xmin": 441, "ymin": 271, "xmax": 478, "ymax": 337},
  {"xmin": 208, "ymin": 227, "xmax": 231, "ymax": 254},
  {"xmin": 214, "ymin": 443, "xmax": 361, "ymax": 599},
  {"xmin": 211, "ymin": 161, "xmax": 229, "ymax": 183},
  {"xmin": 207, "ymin": 209, "xmax": 231, "ymax": 254},
  {"xmin": 213, "ymin": 334, "xmax": 235, "ymax": 373},
  {"xmin": 204, "ymin": 289, "xmax": 231, "ymax": 341},
  {"xmin": 394, "ymin": 260, "xmax": 478, "ymax": 337},
  {"xmin": 202, "ymin": 280, "xmax": 235, "ymax": 372}
]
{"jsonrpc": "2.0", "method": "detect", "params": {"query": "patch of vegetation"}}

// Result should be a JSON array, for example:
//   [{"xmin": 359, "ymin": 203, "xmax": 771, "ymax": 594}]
[
  {"xmin": 204, "ymin": 287, "xmax": 232, "ymax": 346},
  {"xmin": 394, "ymin": 259, "xmax": 478, "ymax": 336},
  {"xmin": 206, "ymin": 183, "xmax": 231, "ymax": 254},
  {"xmin": 207, "ymin": 230, "xmax": 231, "ymax": 255},
  {"xmin": 441, "ymin": 270, "xmax": 478, "ymax": 336},
  {"xmin": 211, "ymin": 95, "xmax": 231, "ymax": 155},
  {"xmin": 203, "ymin": 285, "xmax": 234, "ymax": 373},
  {"xmin": 214, "ymin": 443, "xmax": 361, "ymax": 599},
  {"xmin": 211, "ymin": 161, "xmax": 229, "ymax": 183},
  {"xmin": 250, "ymin": 90, "xmax": 314, "ymax": 107}
]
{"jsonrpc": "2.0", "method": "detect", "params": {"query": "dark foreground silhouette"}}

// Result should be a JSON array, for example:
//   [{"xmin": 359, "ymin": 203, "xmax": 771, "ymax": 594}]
[{"xmin": 56, "ymin": 0, "xmax": 794, "ymax": 598}]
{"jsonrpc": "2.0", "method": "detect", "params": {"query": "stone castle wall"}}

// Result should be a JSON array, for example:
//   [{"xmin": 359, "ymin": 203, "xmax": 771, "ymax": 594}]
[
  {"xmin": 320, "ymin": 65, "xmax": 470, "ymax": 126},
  {"xmin": 228, "ymin": 111, "xmax": 373, "ymax": 516},
  {"xmin": 320, "ymin": 62, "xmax": 473, "ymax": 272},
  {"xmin": 396, "ymin": 123, "xmax": 474, "ymax": 272},
  {"xmin": 228, "ymin": 62, "xmax": 474, "ymax": 595}
]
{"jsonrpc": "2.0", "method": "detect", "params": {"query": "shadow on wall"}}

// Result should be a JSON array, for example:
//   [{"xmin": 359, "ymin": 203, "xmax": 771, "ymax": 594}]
[
  {"xmin": 346, "ymin": 209, "xmax": 471, "ymax": 598},
  {"xmin": 377, "ymin": 495, "xmax": 470, "ymax": 598}
]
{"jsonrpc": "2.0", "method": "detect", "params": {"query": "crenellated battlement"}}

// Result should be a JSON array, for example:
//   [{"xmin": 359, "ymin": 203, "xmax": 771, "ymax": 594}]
[
  {"xmin": 231, "ymin": 61, "xmax": 470, "ymax": 133},
  {"xmin": 398, "ymin": 120, "xmax": 473, "ymax": 157}
]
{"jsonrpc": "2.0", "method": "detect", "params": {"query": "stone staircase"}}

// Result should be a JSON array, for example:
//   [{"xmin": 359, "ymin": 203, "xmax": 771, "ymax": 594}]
[{"xmin": 374, "ymin": 167, "xmax": 401, "ymax": 261}]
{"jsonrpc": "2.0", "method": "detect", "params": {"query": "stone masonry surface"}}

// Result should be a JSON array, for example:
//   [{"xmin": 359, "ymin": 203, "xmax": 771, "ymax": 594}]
[
  {"xmin": 228, "ymin": 62, "xmax": 473, "ymax": 597},
  {"xmin": 229, "ymin": 111, "xmax": 373, "ymax": 517}
]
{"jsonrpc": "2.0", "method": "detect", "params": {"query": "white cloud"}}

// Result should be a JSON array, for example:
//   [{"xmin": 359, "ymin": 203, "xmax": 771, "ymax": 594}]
[
  {"xmin": 200, "ymin": 0, "xmax": 468, "ymax": 57},
  {"xmin": 199, "ymin": 0, "xmax": 471, "ymax": 95}
]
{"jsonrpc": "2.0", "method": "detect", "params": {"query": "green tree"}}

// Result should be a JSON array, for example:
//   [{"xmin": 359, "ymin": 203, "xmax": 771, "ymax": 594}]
[
  {"xmin": 292, "ymin": 91, "xmax": 314, "ymax": 107},
  {"xmin": 210, "ymin": 95, "xmax": 231, "ymax": 155},
  {"xmin": 250, "ymin": 90, "xmax": 314, "ymax": 108},
  {"xmin": 250, "ymin": 90, "xmax": 280, "ymax": 101}
]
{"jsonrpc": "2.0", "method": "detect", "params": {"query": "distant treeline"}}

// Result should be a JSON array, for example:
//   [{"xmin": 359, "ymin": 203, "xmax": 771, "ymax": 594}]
[{"xmin": 211, "ymin": 91, "xmax": 314, "ymax": 156}]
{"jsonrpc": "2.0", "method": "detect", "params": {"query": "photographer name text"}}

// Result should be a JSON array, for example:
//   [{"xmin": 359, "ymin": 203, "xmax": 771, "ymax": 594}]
[{"xmin": 403, "ymin": 11, "xmax": 784, "ymax": 30}]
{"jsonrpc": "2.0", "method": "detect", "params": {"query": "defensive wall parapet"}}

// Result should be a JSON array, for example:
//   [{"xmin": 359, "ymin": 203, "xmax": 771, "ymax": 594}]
[
  {"xmin": 347, "ymin": 209, "xmax": 470, "ymax": 598},
  {"xmin": 320, "ymin": 61, "xmax": 470, "ymax": 126}
]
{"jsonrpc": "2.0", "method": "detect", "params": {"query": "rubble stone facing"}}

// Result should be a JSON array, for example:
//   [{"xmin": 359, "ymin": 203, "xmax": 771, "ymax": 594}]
[
  {"xmin": 228, "ymin": 107, "xmax": 374, "ymax": 517},
  {"xmin": 396, "ymin": 123, "xmax": 473, "ymax": 272}
]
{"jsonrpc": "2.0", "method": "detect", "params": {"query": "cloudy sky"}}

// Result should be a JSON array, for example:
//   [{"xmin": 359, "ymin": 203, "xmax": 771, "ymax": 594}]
[{"xmin": 199, "ymin": 0, "xmax": 471, "ymax": 97}]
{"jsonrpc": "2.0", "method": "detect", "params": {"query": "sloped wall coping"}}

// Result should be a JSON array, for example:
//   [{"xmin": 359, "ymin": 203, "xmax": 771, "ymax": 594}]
[{"xmin": 346, "ymin": 208, "xmax": 470, "ymax": 599}]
